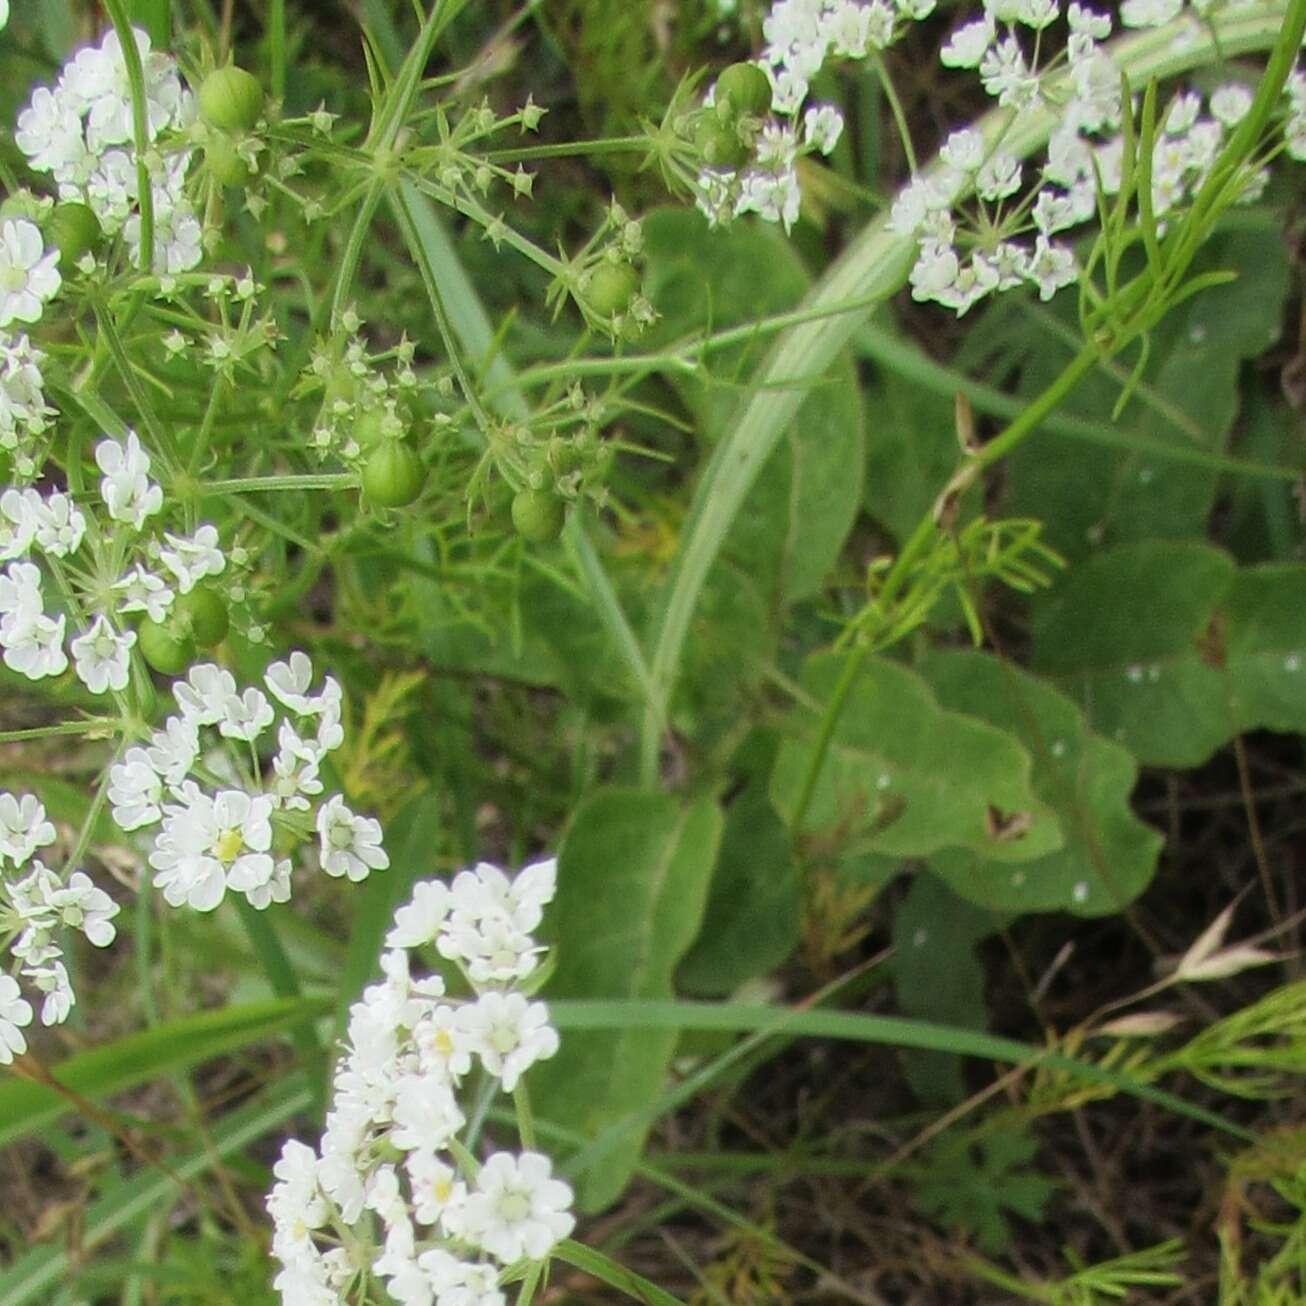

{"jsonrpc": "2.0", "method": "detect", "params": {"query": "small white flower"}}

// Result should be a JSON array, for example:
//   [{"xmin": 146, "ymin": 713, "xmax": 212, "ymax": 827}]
[
  {"xmin": 113, "ymin": 565, "xmax": 174, "ymax": 623},
  {"xmin": 458, "ymin": 990, "xmax": 559, "ymax": 1091},
  {"xmin": 265, "ymin": 650, "xmax": 317, "ymax": 713},
  {"xmin": 802, "ymin": 104, "xmax": 843, "ymax": 155},
  {"xmin": 1209, "ymin": 83, "xmax": 1252, "ymax": 128},
  {"xmin": 51, "ymin": 870, "xmax": 119, "ymax": 945},
  {"xmin": 417, "ymin": 1250, "xmax": 504, "ymax": 1306},
  {"xmin": 26, "ymin": 957, "xmax": 73, "ymax": 1025},
  {"xmin": 449, "ymin": 1151, "xmax": 575, "ymax": 1263},
  {"xmin": 95, "ymin": 430, "xmax": 162, "ymax": 530},
  {"xmin": 159, "ymin": 524, "xmax": 224, "ymax": 594},
  {"xmin": 405, "ymin": 1150, "xmax": 467, "ymax": 1229},
  {"xmin": 0, "ymin": 489, "xmax": 37, "ymax": 561},
  {"xmin": 1, "ymin": 609, "xmax": 68, "ymax": 680},
  {"xmin": 390, "ymin": 1073, "xmax": 465, "ymax": 1151},
  {"xmin": 940, "ymin": 16, "xmax": 994, "ymax": 68},
  {"xmin": 387, "ymin": 880, "xmax": 451, "ymax": 948},
  {"xmin": 174, "ymin": 662, "xmax": 238, "ymax": 725},
  {"xmin": 317, "ymin": 795, "xmax": 388, "ymax": 882},
  {"xmin": 977, "ymin": 151, "xmax": 1022, "ymax": 200},
  {"xmin": 0, "ymin": 791, "xmax": 56, "ymax": 866},
  {"xmin": 940, "ymin": 128, "xmax": 985, "ymax": 172},
  {"xmin": 30, "ymin": 492, "xmax": 85, "ymax": 557},
  {"xmin": 1067, "ymin": 2, "xmax": 1110, "ymax": 36},
  {"xmin": 1025, "ymin": 235, "xmax": 1078, "ymax": 300},
  {"xmin": 71, "ymin": 614, "xmax": 135, "ymax": 694},
  {"xmin": 109, "ymin": 747, "xmax": 164, "ymax": 830},
  {"xmin": 0, "ymin": 220, "xmax": 61, "ymax": 326},
  {"xmin": 0, "ymin": 974, "xmax": 34, "ymax": 1063},
  {"xmin": 218, "ymin": 686, "xmax": 274, "ymax": 743},
  {"xmin": 146, "ymin": 714, "xmax": 199, "ymax": 785}
]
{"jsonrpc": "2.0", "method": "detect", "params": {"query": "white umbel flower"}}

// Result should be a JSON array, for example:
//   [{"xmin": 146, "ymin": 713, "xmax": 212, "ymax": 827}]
[
  {"xmin": 95, "ymin": 430, "xmax": 162, "ymax": 529},
  {"xmin": 449, "ymin": 1151, "xmax": 575, "ymax": 1264},
  {"xmin": 458, "ymin": 990, "xmax": 559, "ymax": 1092},
  {"xmin": 0, "ymin": 791, "xmax": 56, "ymax": 866},
  {"xmin": 71, "ymin": 614, "xmax": 135, "ymax": 694},
  {"xmin": 0, "ymin": 220, "xmax": 61, "ymax": 326},
  {"xmin": 0, "ymin": 974, "xmax": 33, "ymax": 1063},
  {"xmin": 317, "ymin": 795, "xmax": 389, "ymax": 881}
]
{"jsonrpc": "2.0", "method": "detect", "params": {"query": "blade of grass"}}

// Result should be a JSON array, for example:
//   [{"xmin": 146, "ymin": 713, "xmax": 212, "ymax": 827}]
[
  {"xmin": 547, "ymin": 999, "xmax": 1255, "ymax": 1142},
  {"xmin": 0, "ymin": 996, "xmax": 326, "ymax": 1150}
]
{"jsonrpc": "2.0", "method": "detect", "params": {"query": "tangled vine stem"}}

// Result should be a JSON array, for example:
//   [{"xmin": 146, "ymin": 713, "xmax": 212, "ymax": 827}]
[{"xmin": 638, "ymin": 0, "xmax": 1306, "ymax": 788}]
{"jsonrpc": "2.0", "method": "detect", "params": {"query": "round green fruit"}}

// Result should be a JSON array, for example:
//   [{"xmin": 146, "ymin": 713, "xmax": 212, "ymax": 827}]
[
  {"xmin": 205, "ymin": 132, "xmax": 252, "ymax": 187},
  {"xmin": 583, "ymin": 263, "xmax": 639, "ymax": 317},
  {"xmin": 138, "ymin": 619, "xmax": 196, "ymax": 676},
  {"xmin": 198, "ymin": 65, "xmax": 265, "ymax": 133},
  {"xmin": 694, "ymin": 115, "xmax": 749, "ymax": 169},
  {"xmin": 714, "ymin": 63, "xmax": 772, "ymax": 119},
  {"xmin": 362, "ymin": 442, "xmax": 425, "ymax": 508},
  {"xmin": 49, "ymin": 202, "xmax": 102, "ymax": 265},
  {"xmin": 511, "ymin": 487, "xmax": 565, "ymax": 543},
  {"xmin": 174, "ymin": 586, "xmax": 229, "ymax": 648},
  {"xmin": 352, "ymin": 403, "xmax": 387, "ymax": 450}
]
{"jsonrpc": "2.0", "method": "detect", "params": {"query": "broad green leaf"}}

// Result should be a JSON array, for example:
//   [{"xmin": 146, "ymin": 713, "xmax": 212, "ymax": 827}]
[
  {"xmin": 770, "ymin": 653, "xmax": 1062, "ymax": 863},
  {"xmin": 863, "ymin": 362, "xmax": 977, "ymax": 544},
  {"xmin": 1030, "ymin": 540, "xmax": 1234, "ymax": 674},
  {"xmin": 1031, "ymin": 548, "xmax": 1306, "ymax": 765},
  {"xmin": 892, "ymin": 873, "xmax": 1004, "ymax": 1104},
  {"xmin": 920, "ymin": 650, "xmax": 1163, "ymax": 915},
  {"xmin": 678, "ymin": 784, "xmax": 800, "ymax": 997},
  {"xmin": 0, "ymin": 996, "xmax": 327, "ymax": 1149},
  {"xmin": 533, "ymin": 788, "xmax": 722, "ymax": 1211},
  {"xmin": 978, "ymin": 228, "xmax": 1290, "ymax": 561}
]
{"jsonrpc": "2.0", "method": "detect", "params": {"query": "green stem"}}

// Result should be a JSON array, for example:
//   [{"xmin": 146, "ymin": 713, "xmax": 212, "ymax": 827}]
[
  {"xmin": 100, "ymin": 0, "xmax": 155, "ymax": 272},
  {"xmin": 200, "ymin": 473, "xmax": 356, "ymax": 494},
  {"xmin": 513, "ymin": 1082, "xmax": 536, "ymax": 1151},
  {"xmin": 94, "ymin": 299, "xmax": 181, "ymax": 471},
  {"xmin": 787, "ymin": 342, "xmax": 1097, "ymax": 837},
  {"xmin": 0, "ymin": 719, "xmax": 118, "ymax": 744}
]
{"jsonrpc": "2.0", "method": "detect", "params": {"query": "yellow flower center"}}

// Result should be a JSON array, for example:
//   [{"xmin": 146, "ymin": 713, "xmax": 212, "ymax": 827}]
[{"xmin": 214, "ymin": 828, "xmax": 244, "ymax": 864}]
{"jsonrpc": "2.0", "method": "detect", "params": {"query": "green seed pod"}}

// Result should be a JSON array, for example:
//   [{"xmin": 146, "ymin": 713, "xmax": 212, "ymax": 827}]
[
  {"xmin": 511, "ymin": 487, "xmax": 565, "ymax": 543},
  {"xmin": 694, "ymin": 115, "xmax": 749, "ymax": 170},
  {"xmin": 174, "ymin": 586, "xmax": 229, "ymax": 648},
  {"xmin": 714, "ymin": 62, "xmax": 772, "ymax": 119},
  {"xmin": 362, "ymin": 442, "xmax": 425, "ymax": 508},
  {"xmin": 205, "ymin": 132, "xmax": 252, "ymax": 188},
  {"xmin": 49, "ymin": 202, "xmax": 102, "ymax": 266},
  {"xmin": 138, "ymin": 619, "xmax": 196, "ymax": 676},
  {"xmin": 583, "ymin": 263, "xmax": 639, "ymax": 317},
  {"xmin": 198, "ymin": 64, "xmax": 265, "ymax": 133}
]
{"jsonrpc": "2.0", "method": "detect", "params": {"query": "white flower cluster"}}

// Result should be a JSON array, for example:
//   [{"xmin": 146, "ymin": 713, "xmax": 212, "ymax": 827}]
[
  {"xmin": 109, "ymin": 651, "xmax": 387, "ymax": 913},
  {"xmin": 0, "ymin": 430, "xmax": 225, "ymax": 688},
  {"xmin": 16, "ymin": 26, "xmax": 202, "ymax": 273},
  {"xmin": 891, "ymin": 2, "xmax": 1265, "ymax": 314},
  {"xmin": 268, "ymin": 858, "xmax": 573, "ymax": 1306},
  {"xmin": 0, "ymin": 332, "xmax": 56, "ymax": 469},
  {"xmin": 0, "ymin": 790, "xmax": 120, "ymax": 1059}
]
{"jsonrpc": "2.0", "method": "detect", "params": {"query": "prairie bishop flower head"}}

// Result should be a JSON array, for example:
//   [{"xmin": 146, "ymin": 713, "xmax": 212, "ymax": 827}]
[{"xmin": 95, "ymin": 430, "xmax": 162, "ymax": 530}]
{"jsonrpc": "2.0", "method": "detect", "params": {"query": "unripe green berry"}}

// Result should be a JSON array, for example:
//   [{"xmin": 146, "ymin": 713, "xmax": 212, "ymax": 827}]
[
  {"xmin": 362, "ymin": 442, "xmax": 425, "ymax": 508},
  {"xmin": 205, "ymin": 132, "xmax": 252, "ymax": 187},
  {"xmin": 174, "ymin": 586, "xmax": 229, "ymax": 648},
  {"xmin": 138, "ymin": 619, "xmax": 196, "ymax": 676},
  {"xmin": 694, "ymin": 115, "xmax": 749, "ymax": 170},
  {"xmin": 48, "ymin": 202, "xmax": 102, "ymax": 267},
  {"xmin": 583, "ymin": 263, "xmax": 639, "ymax": 318},
  {"xmin": 714, "ymin": 63, "xmax": 772, "ymax": 119},
  {"xmin": 198, "ymin": 65, "xmax": 265, "ymax": 133},
  {"xmin": 352, "ymin": 403, "xmax": 387, "ymax": 450},
  {"xmin": 511, "ymin": 487, "xmax": 565, "ymax": 543}
]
